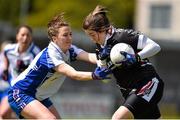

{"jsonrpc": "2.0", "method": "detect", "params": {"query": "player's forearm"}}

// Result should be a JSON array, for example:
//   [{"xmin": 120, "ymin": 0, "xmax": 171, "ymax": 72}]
[
  {"xmin": 88, "ymin": 53, "xmax": 97, "ymax": 64},
  {"xmin": 56, "ymin": 63, "xmax": 93, "ymax": 81},
  {"xmin": 138, "ymin": 42, "xmax": 161, "ymax": 59},
  {"xmin": 137, "ymin": 35, "xmax": 161, "ymax": 59},
  {"xmin": 78, "ymin": 52, "xmax": 97, "ymax": 64},
  {"xmin": 71, "ymin": 71, "xmax": 93, "ymax": 81}
]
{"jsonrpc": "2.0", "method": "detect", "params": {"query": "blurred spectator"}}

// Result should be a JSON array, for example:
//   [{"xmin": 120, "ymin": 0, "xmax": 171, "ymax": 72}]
[{"xmin": 0, "ymin": 25, "xmax": 40, "ymax": 119}]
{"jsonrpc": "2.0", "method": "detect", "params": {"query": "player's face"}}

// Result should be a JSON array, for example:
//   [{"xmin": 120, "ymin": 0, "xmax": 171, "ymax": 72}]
[
  {"xmin": 85, "ymin": 30, "xmax": 106, "ymax": 45},
  {"xmin": 54, "ymin": 26, "xmax": 72, "ymax": 53},
  {"xmin": 16, "ymin": 27, "xmax": 32, "ymax": 49}
]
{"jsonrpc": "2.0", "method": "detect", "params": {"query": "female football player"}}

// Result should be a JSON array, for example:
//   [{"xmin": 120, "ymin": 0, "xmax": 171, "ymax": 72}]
[
  {"xmin": 82, "ymin": 5, "xmax": 164, "ymax": 119},
  {"xmin": 0, "ymin": 25, "xmax": 40, "ymax": 119},
  {"xmin": 7, "ymin": 13, "xmax": 111, "ymax": 119}
]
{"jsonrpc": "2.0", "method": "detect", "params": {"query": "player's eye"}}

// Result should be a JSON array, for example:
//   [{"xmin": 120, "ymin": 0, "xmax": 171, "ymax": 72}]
[
  {"xmin": 89, "ymin": 33, "xmax": 96, "ymax": 37},
  {"xmin": 63, "ymin": 34, "xmax": 68, "ymax": 37}
]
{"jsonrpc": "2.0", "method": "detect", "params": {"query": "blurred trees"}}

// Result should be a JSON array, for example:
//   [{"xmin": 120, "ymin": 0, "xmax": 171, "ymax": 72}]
[
  {"xmin": 0, "ymin": 0, "xmax": 135, "ymax": 29},
  {"xmin": 0, "ymin": 0, "xmax": 21, "ymax": 25}
]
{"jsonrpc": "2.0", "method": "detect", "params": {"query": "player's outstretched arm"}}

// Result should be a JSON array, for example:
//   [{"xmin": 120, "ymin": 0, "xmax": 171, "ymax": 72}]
[
  {"xmin": 77, "ymin": 51, "xmax": 97, "ymax": 64},
  {"xmin": 54, "ymin": 63, "xmax": 111, "ymax": 81}
]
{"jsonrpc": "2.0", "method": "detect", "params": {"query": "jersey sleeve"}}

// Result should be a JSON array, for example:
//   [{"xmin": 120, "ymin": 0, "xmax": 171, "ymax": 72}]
[
  {"xmin": 137, "ymin": 34, "xmax": 161, "ymax": 59},
  {"xmin": 71, "ymin": 45, "xmax": 84, "ymax": 55},
  {"xmin": 69, "ymin": 45, "xmax": 84, "ymax": 62},
  {"xmin": 33, "ymin": 46, "xmax": 41, "ymax": 55},
  {"xmin": 41, "ymin": 48, "xmax": 65, "ymax": 69},
  {"xmin": 3, "ymin": 44, "xmax": 14, "ymax": 56}
]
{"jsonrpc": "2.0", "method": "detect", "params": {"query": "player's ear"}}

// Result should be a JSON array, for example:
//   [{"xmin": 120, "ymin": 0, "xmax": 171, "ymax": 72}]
[{"xmin": 52, "ymin": 36, "xmax": 57, "ymax": 42}]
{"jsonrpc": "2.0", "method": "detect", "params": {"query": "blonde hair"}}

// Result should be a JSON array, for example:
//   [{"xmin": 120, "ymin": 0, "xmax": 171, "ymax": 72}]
[{"xmin": 47, "ymin": 13, "xmax": 69, "ymax": 41}]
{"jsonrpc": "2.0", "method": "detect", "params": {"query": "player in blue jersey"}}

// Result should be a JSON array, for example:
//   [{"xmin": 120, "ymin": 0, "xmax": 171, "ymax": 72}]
[
  {"xmin": 7, "ymin": 13, "xmax": 111, "ymax": 119},
  {"xmin": 0, "ymin": 25, "xmax": 40, "ymax": 119},
  {"xmin": 83, "ymin": 5, "xmax": 164, "ymax": 119}
]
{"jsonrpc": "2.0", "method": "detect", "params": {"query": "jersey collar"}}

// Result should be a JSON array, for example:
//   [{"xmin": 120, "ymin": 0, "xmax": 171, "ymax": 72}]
[
  {"xmin": 49, "ymin": 42, "xmax": 70, "ymax": 62},
  {"xmin": 49, "ymin": 42, "xmax": 64, "ymax": 54},
  {"xmin": 15, "ymin": 43, "xmax": 34, "ymax": 55},
  {"xmin": 101, "ymin": 26, "xmax": 115, "ymax": 48}
]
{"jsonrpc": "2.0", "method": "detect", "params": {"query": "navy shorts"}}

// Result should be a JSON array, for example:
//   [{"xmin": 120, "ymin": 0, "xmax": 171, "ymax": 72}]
[{"xmin": 8, "ymin": 88, "xmax": 53, "ymax": 117}]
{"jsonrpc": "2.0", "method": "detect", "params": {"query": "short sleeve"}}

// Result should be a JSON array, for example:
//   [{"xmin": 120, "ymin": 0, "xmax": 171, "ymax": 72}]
[
  {"xmin": 42, "ymin": 48, "xmax": 65, "ymax": 69},
  {"xmin": 71, "ymin": 45, "xmax": 84, "ymax": 55}
]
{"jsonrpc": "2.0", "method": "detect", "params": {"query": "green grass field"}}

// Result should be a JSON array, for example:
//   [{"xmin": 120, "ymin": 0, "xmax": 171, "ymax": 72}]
[{"xmin": 160, "ymin": 103, "xmax": 180, "ymax": 119}]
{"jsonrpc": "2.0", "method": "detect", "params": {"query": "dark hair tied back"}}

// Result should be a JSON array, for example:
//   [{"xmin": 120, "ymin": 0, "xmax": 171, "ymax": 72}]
[
  {"xmin": 83, "ymin": 5, "xmax": 110, "ymax": 32},
  {"xmin": 92, "ymin": 5, "xmax": 108, "ymax": 16}
]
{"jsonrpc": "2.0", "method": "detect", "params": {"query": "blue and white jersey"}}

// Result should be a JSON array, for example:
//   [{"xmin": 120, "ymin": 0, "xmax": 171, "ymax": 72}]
[
  {"xmin": 4, "ymin": 43, "xmax": 40, "ymax": 85},
  {"xmin": 11, "ymin": 42, "xmax": 83, "ymax": 101}
]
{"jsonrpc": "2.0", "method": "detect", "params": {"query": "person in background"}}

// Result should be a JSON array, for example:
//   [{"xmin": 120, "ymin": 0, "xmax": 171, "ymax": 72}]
[
  {"xmin": 0, "ymin": 40, "xmax": 12, "ymax": 119},
  {"xmin": 82, "ymin": 5, "xmax": 164, "ymax": 119},
  {"xmin": 7, "ymin": 13, "xmax": 111, "ymax": 119},
  {"xmin": 0, "ymin": 25, "xmax": 41, "ymax": 119}
]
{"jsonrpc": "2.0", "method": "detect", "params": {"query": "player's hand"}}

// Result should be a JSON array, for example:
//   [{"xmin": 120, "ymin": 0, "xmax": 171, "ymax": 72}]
[
  {"xmin": 92, "ymin": 67, "xmax": 112, "ymax": 80},
  {"xmin": 1, "ymin": 70, "xmax": 8, "ymax": 81},
  {"xmin": 69, "ymin": 48, "xmax": 77, "ymax": 62},
  {"xmin": 119, "ymin": 51, "xmax": 141, "ymax": 67},
  {"xmin": 99, "ymin": 45, "xmax": 111, "ymax": 60}
]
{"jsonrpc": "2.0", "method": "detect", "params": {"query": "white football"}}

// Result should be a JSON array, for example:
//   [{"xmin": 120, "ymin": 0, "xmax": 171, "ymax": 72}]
[{"xmin": 110, "ymin": 43, "xmax": 135, "ymax": 66}]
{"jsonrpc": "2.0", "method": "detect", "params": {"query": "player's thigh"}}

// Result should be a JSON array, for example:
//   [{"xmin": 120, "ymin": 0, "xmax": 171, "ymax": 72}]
[
  {"xmin": 123, "ymin": 93, "xmax": 161, "ymax": 119},
  {"xmin": 112, "ymin": 106, "xmax": 134, "ymax": 119},
  {"xmin": 0, "ymin": 96, "xmax": 10, "ymax": 111},
  {"xmin": 21, "ymin": 99, "xmax": 56, "ymax": 119},
  {"xmin": 0, "ymin": 89, "xmax": 9, "ymax": 111},
  {"xmin": 0, "ymin": 96, "xmax": 12, "ymax": 116},
  {"xmin": 48, "ymin": 105, "xmax": 61, "ymax": 119}
]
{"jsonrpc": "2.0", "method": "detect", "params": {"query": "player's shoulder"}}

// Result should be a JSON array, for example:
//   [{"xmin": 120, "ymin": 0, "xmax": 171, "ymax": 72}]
[
  {"xmin": 70, "ymin": 44, "xmax": 78, "ymax": 49},
  {"xmin": 3, "ymin": 43, "xmax": 17, "ymax": 51},
  {"xmin": 70, "ymin": 44, "xmax": 84, "ymax": 53},
  {"xmin": 47, "ymin": 43, "xmax": 59, "ymax": 53},
  {"xmin": 116, "ymin": 28, "xmax": 141, "ymax": 35},
  {"xmin": 46, "ymin": 44, "xmax": 63, "ymax": 59},
  {"xmin": 31, "ymin": 44, "xmax": 41, "ymax": 54},
  {"xmin": 33, "ymin": 44, "xmax": 40, "ymax": 49}
]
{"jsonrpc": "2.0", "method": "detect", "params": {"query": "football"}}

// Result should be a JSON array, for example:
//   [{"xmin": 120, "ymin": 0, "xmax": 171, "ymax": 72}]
[{"xmin": 110, "ymin": 43, "xmax": 135, "ymax": 66}]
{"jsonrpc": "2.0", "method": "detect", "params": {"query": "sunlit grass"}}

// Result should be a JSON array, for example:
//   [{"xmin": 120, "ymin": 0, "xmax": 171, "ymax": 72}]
[{"xmin": 160, "ymin": 103, "xmax": 180, "ymax": 119}]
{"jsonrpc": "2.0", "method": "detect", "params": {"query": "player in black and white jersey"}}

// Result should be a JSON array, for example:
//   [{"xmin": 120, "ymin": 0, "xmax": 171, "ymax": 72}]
[{"xmin": 83, "ymin": 5, "xmax": 164, "ymax": 119}]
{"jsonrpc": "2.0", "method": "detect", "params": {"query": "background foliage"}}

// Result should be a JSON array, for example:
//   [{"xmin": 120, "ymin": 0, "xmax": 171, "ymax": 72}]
[{"xmin": 0, "ymin": 0, "xmax": 135, "ymax": 29}]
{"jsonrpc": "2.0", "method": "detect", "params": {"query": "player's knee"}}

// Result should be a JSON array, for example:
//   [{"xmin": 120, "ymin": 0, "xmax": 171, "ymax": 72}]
[
  {"xmin": 40, "ymin": 114, "xmax": 56, "ymax": 119},
  {"xmin": 111, "ymin": 106, "xmax": 134, "ymax": 119},
  {"xmin": 112, "ymin": 112, "xmax": 133, "ymax": 120},
  {"xmin": 111, "ymin": 112, "xmax": 119, "ymax": 120},
  {"xmin": 47, "ymin": 116, "xmax": 56, "ymax": 119},
  {"xmin": 0, "ymin": 112, "xmax": 12, "ymax": 119},
  {"xmin": 112, "ymin": 109, "xmax": 123, "ymax": 120}
]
